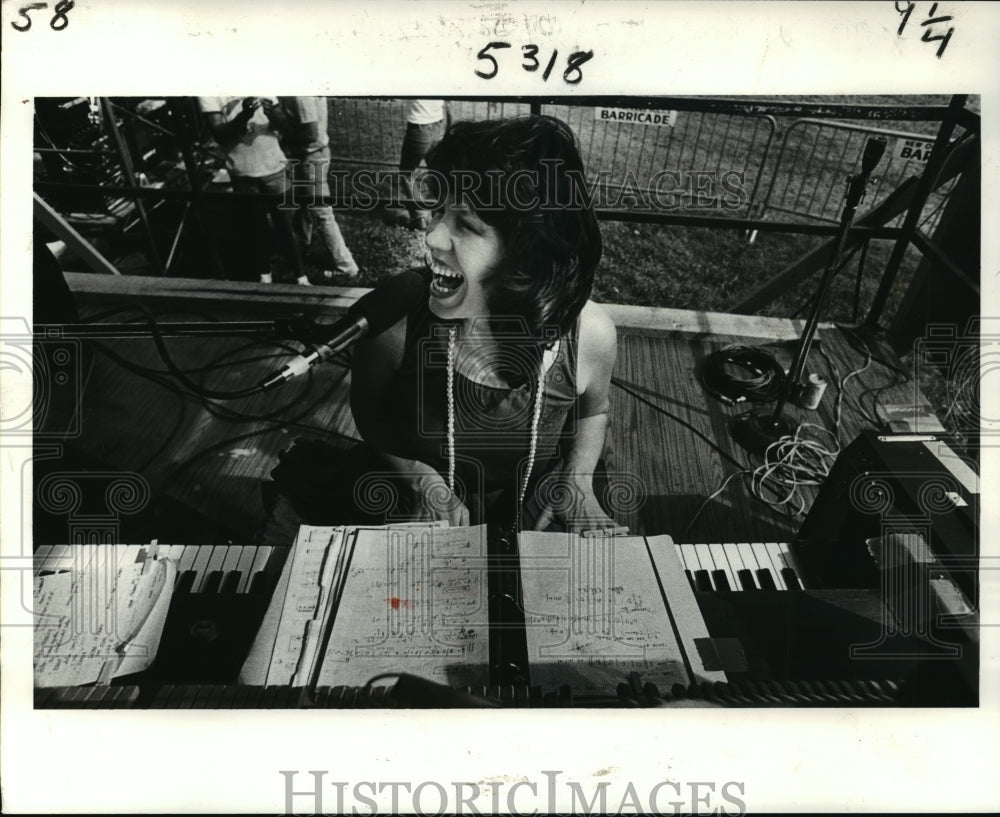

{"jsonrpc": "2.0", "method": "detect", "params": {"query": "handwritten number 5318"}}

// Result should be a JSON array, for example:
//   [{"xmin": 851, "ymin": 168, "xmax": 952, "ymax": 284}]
[
  {"xmin": 475, "ymin": 41, "xmax": 594, "ymax": 84},
  {"xmin": 10, "ymin": 0, "xmax": 74, "ymax": 32}
]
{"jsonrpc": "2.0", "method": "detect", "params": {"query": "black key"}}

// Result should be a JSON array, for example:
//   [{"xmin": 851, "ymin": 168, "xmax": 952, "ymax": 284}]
[
  {"xmin": 219, "ymin": 570, "xmax": 241, "ymax": 594},
  {"xmin": 781, "ymin": 567, "xmax": 802, "ymax": 590},
  {"xmin": 694, "ymin": 569, "xmax": 714, "ymax": 592},
  {"xmin": 737, "ymin": 569, "xmax": 757, "ymax": 591},
  {"xmin": 711, "ymin": 569, "xmax": 731, "ymax": 592},
  {"xmin": 248, "ymin": 572, "xmax": 267, "ymax": 595},
  {"xmin": 175, "ymin": 570, "xmax": 196, "ymax": 595},
  {"xmin": 756, "ymin": 569, "xmax": 778, "ymax": 591},
  {"xmin": 684, "ymin": 569, "xmax": 696, "ymax": 592},
  {"xmin": 201, "ymin": 570, "xmax": 223, "ymax": 594}
]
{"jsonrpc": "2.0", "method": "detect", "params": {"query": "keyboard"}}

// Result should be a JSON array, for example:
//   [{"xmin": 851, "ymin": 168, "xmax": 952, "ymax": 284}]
[
  {"xmin": 33, "ymin": 543, "xmax": 285, "ymax": 596},
  {"xmin": 674, "ymin": 542, "xmax": 805, "ymax": 593}
]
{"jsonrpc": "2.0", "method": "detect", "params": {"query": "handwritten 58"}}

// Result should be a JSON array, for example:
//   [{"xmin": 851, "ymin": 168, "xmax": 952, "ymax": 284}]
[{"xmin": 475, "ymin": 42, "xmax": 594, "ymax": 84}]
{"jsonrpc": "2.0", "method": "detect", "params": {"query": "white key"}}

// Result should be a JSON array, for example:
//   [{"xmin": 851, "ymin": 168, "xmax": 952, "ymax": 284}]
[
  {"xmin": 248, "ymin": 546, "xmax": 274, "ymax": 591},
  {"xmin": 770, "ymin": 543, "xmax": 805, "ymax": 588},
  {"xmin": 737, "ymin": 542, "xmax": 760, "ymax": 573},
  {"xmin": 674, "ymin": 544, "xmax": 697, "ymax": 572},
  {"xmin": 177, "ymin": 545, "xmax": 199, "ymax": 575},
  {"xmin": 235, "ymin": 546, "xmax": 259, "ymax": 594},
  {"xmin": 118, "ymin": 544, "xmax": 144, "ymax": 568},
  {"xmin": 195, "ymin": 546, "xmax": 228, "ymax": 593},
  {"xmin": 693, "ymin": 543, "xmax": 714, "ymax": 572},
  {"xmin": 219, "ymin": 546, "xmax": 244, "ymax": 590},
  {"xmin": 188, "ymin": 546, "xmax": 215, "ymax": 592},
  {"xmin": 723, "ymin": 543, "xmax": 749, "ymax": 591},
  {"xmin": 752, "ymin": 542, "xmax": 785, "ymax": 590},
  {"xmin": 34, "ymin": 545, "xmax": 54, "ymax": 571},
  {"xmin": 709, "ymin": 543, "xmax": 739, "ymax": 591},
  {"xmin": 163, "ymin": 544, "xmax": 187, "ymax": 566}
]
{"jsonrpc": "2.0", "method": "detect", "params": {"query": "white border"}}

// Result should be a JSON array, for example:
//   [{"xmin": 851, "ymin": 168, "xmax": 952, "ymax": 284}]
[{"xmin": 2, "ymin": 1, "xmax": 999, "ymax": 813}]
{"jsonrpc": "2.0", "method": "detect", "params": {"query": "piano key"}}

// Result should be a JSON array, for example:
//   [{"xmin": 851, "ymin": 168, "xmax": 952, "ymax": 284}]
[
  {"xmin": 195, "ymin": 546, "xmax": 229, "ymax": 593},
  {"xmin": 710, "ymin": 569, "xmax": 732, "ymax": 592},
  {"xmin": 674, "ymin": 545, "xmax": 697, "ymax": 572},
  {"xmin": 248, "ymin": 546, "xmax": 275, "ymax": 593},
  {"xmin": 694, "ymin": 569, "xmax": 714, "ymax": 592},
  {"xmin": 164, "ymin": 544, "xmax": 187, "ymax": 572},
  {"xmin": 771, "ymin": 544, "xmax": 806, "ymax": 589},
  {"xmin": 200, "ymin": 571, "xmax": 223, "ymax": 594},
  {"xmin": 830, "ymin": 680, "xmax": 866, "ymax": 705},
  {"xmin": 708, "ymin": 543, "xmax": 740, "ymax": 592},
  {"xmin": 719, "ymin": 543, "xmax": 748, "ymax": 580},
  {"xmin": 781, "ymin": 567, "xmax": 802, "ymax": 591},
  {"xmin": 118, "ymin": 544, "xmax": 145, "ymax": 567},
  {"xmin": 694, "ymin": 543, "xmax": 715, "ymax": 574},
  {"xmin": 37, "ymin": 544, "xmax": 73, "ymax": 574},
  {"xmin": 756, "ymin": 568, "xmax": 778, "ymax": 591},
  {"xmin": 752, "ymin": 543, "xmax": 785, "ymax": 590},
  {"xmin": 219, "ymin": 570, "xmax": 241, "ymax": 594},
  {"xmin": 234, "ymin": 547, "xmax": 260, "ymax": 594},
  {"xmin": 737, "ymin": 542, "xmax": 760, "ymax": 572},
  {"xmin": 34, "ymin": 545, "xmax": 54, "ymax": 570},
  {"xmin": 188, "ymin": 546, "xmax": 214, "ymax": 592},
  {"xmin": 221, "ymin": 545, "xmax": 244, "ymax": 576},
  {"xmin": 174, "ymin": 570, "xmax": 196, "ymax": 595},
  {"xmin": 176, "ymin": 545, "xmax": 200, "ymax": 576},
  {"xmin": 737, "ymin": 569, "xmax": 758, "ymax": 591}
]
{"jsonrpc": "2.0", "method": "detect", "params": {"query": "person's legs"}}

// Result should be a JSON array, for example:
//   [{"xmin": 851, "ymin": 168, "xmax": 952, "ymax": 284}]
[
  {"xmin": 231, "ymin": 174, "xmax": 274, "ymax": 283},
  {"xmin": 260, "ymin": 169, "xmax": 307, "ymax": 284},
  {"xmin": 298, "ymin": 148, "xmax": 359, "ymax": 277},
  {"xmin": 396, "ymin": 120, "xmax": 446, "ymax": 227}
]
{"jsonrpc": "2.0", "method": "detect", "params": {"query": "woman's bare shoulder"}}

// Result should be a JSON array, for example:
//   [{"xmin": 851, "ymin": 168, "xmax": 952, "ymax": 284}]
[{"xmin": 575, "ymin": 300, "xmax": 617, "ymax": 393}]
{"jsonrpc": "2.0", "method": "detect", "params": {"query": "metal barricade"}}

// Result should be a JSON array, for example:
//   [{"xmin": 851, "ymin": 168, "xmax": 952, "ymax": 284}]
[
  {"xmin": 541, "ymin": 103, "xmax": 777, "ymax": 216},
  {"xmin": 755, "ymin": 118, "xmax": 957, "ymax": 233}
]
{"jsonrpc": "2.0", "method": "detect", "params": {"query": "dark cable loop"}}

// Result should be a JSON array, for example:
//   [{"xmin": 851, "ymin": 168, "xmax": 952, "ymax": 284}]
[{"xmin": 701, "ymin": 345, "xmax": 786, "ymax": 405}]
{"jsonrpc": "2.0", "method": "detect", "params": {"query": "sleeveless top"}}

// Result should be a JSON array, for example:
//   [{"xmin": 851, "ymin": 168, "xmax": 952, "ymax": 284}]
[{"xmin": 387, "ymin": 282, "xmax": 580, "ymax": 500}]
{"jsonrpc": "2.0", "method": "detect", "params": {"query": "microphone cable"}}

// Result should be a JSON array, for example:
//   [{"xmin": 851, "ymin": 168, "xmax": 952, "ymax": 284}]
[
  {"xmin": 700, "ymin": 344, "xmax": 786, "ymax": 405},
  {"xmin": 139, "ymin": 306, "xmax": 267, "ymax": 400}
]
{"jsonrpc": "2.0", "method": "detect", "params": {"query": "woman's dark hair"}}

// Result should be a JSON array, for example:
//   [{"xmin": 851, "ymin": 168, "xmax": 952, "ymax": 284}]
[{"xmin": 424, "ymin": 115, "xmax": 602, "ymax": 343}]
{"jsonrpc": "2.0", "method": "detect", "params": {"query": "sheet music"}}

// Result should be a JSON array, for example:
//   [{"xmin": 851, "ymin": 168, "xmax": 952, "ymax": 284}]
[
  {"xmin": 518, "ymin": 532, "xmax": 699, "ymax": 694},
  {"xmin": 34, "ymin": 549, "xmax": 175, "ymax": 687},
  {"xmin": 241, "ymin": 526, "xmax": 350, "ymax": 686},
  {"xmin": 316, "ymin": 524, "xmax": 490, "ymax": 688}
]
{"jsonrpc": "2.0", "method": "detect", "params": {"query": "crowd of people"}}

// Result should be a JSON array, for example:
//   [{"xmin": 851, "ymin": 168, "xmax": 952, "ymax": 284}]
[{"xmin": 197, "ymin": 96, "xmax": 446, "ymax": 285}]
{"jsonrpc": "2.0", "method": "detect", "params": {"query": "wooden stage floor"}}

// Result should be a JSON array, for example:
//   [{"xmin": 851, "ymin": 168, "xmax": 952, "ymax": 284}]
[{"xmin": 36, "ymin": 273, "xmax": 945, "ymax": 548}]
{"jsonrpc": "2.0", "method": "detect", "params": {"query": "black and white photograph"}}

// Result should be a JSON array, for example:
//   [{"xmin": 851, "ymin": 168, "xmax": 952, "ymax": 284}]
[{"xmin": 2, "ymin": 2, "xmax": 999, "ymax": 814}]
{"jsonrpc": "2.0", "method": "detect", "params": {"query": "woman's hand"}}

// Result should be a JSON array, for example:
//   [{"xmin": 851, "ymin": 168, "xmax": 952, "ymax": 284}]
[
  {"xmin": 373, "ymin": 457, "xmax": 469, "ymax": 527},
  {"xmin": 409, "ymin": 468, "xmax": 470, "ymax": 528},
  {"xmin": 532, "ymin": 471, "xmax": 629, "ymax": 535}
]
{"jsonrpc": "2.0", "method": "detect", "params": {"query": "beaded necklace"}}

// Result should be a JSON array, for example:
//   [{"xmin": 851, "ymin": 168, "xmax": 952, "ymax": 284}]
[{"xmin": 445, "ymin": 326, "xmax": 548, "ymax": 513}]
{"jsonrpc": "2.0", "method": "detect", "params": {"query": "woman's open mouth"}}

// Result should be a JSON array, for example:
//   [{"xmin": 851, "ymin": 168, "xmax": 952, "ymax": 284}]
[{"xmin": 428, "ymin": 260, "xmax": 465, "ymax": 298}]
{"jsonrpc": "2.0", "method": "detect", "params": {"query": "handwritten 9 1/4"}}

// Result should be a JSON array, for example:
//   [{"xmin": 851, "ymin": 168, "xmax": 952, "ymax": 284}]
[{"xmin": 475, "ymin": 42, "xmax": 594, "ymax": 84}]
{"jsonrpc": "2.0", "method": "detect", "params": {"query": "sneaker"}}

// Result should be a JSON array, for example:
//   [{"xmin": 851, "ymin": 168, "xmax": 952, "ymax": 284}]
[
  {"xmin": 323, "ymin": 264, "xmax": 360, "ymax": 279},
  {"xmin": 259, "ymin": 272, "xmax": 273, "ymax": 284},
  {"xmin": 296, "ymin": 275, "xmax": 312, "ymax": 286}
]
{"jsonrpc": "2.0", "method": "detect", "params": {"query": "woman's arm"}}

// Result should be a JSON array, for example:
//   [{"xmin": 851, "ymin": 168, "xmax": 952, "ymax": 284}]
[
  {"xmin": 534, "ymin": 301, "xmax": 627, "ymax": 533},
  {"xmin": 350, "ymin": 318, "xmax": 469, "ymax": 526}
]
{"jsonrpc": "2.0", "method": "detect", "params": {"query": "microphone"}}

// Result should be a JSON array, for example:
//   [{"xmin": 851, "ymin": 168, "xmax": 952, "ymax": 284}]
[{"xmin": 260, "ymin": 270, "xmax": 425, "ymax": 390}]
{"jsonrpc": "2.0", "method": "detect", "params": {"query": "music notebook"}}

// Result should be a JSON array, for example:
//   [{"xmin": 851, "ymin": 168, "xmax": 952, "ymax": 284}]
[
  {"xmin": 243, "ymin": 523, "xmax": 490, "ymax": 688},
  {"xmin": 242, "ymin": 524, "xmax": 725, "ymax": 694}
]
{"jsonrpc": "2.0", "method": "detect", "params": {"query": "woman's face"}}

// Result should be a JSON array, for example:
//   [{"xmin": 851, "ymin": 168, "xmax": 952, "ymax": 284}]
[{"xmin": 424, "ymin": 200, "xmax": 503, "ymax": 322}]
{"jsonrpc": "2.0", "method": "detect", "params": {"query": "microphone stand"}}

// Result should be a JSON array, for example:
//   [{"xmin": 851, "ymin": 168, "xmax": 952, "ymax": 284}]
[{"xmin": 731, "ymin": 137, "xmax": 887, "ymax": 456}]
